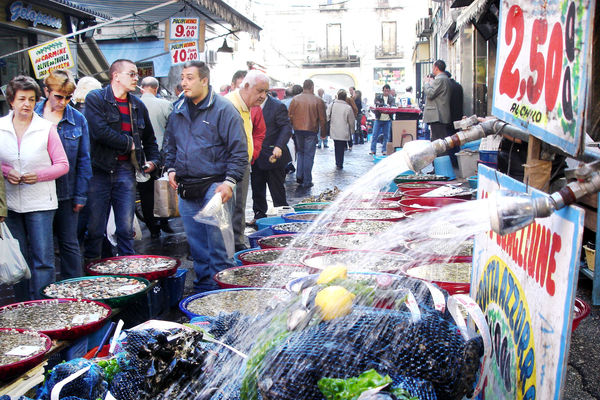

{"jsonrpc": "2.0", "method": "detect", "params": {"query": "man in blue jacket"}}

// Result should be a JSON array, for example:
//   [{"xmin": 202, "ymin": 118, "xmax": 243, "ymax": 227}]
[
  {"xmin": 163, "ymin": 61, "xmax": 247, "ymax": 292},
  {"xmin": 83, "ymin": 59, "xmax": 160, "ymax": 261}
]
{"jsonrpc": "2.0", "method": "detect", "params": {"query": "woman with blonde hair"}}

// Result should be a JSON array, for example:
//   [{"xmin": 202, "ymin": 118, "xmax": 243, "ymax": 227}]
[
  {"xmin": 72, "ymin": 76, "xmax": 102, "ymax": 114},
  {"xmin": 0, "ymin": 75, "xmax": 69, "ymax": 300},
  {"xmin": 33, "ymin": 70, "xmax": 92, "ymax": 281}
]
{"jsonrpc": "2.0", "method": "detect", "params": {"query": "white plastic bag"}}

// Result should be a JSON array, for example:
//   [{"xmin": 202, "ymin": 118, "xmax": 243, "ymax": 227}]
[
  {"xmin": 106, "ymin": 208, "xmax": 143, "ymax": 247},
  {"xmin": 193, "ymin": 193, "xmax": 235, "ymax": 258},
  {"xmin": 0, "ymin": 222, "xmax": 31, "ymax": 285}
]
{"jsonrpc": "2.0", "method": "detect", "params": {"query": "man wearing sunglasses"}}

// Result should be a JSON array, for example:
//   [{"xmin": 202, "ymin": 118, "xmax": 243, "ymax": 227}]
[{"xmin": 83, "ymin": 59, "xmax": 160, "ymax": 261}]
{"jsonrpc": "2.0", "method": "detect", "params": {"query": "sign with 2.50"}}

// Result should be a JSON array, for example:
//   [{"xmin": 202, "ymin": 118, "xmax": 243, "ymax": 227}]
[
  {"xmin": 169, "ymin": 17, "xmax": 199, "ymax": 40},
  {"xmin": 492, "ymin": 0, "xmax": 595, "ymax": 156},
  {"xmin": 169, "ymin": 41, "xmax": 198, "ymax": 65}
]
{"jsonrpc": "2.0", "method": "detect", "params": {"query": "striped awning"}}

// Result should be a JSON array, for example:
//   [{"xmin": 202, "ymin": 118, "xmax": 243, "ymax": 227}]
[{"xmin": 456, "ymin": 0, "xmax": 490, "ymax": 29}]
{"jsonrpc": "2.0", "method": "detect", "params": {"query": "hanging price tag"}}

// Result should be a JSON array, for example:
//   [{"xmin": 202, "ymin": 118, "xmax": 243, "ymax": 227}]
[
  {"xmin": 491, "ymin": 0, "xmax": 594, "ymax": 156},
  {"xmin": 169, "ymin": 17, "xmax": 199, "ymax": 40},
  {"xmin": 169, "ymin": 41, "xmax": 199, "ymax": 65}
]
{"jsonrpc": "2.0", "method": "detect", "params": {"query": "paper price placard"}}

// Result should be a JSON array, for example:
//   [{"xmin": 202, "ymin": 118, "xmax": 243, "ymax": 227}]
[{"xmin": 169, "ymin": 17, "xmax": 199, "ymax": 40}]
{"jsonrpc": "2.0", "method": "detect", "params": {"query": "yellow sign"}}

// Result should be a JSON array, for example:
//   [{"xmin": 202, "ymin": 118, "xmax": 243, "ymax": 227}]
[{"xmin": 28, "ymin": 38, "xmax": 74, "ymax": 79}]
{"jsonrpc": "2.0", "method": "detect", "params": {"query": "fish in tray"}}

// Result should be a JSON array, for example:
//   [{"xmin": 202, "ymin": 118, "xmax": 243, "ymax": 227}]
[
  {"xmin": 88, "ymin": 256, "xmax": 177, "ymax": 275},
  {"xmin": 0, "ymin": 300, "xmax": 109, "ymax": 332},
  {"xmin": 43, "ymin": 276, "xmax": 147, "ymax": 300}
]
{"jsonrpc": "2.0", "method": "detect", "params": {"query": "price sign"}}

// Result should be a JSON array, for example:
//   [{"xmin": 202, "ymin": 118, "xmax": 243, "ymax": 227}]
[
  {"xmin": 169, "ymin": 41, "xmax": 199, "ymax": 65},
  {"xmin": 136, "ymin": 61, "xmax": 154, "ymax": 79},
  {"xmin": 169, "ymin": 17, "xmax": 199, "ymax": 40},
  {"xmin": 491, "ymin": 0, "xmax": 595, "ymax": 156},
  {"xmin": 27, "ymin": 37, "xmax": 74, "ymax": 79}
]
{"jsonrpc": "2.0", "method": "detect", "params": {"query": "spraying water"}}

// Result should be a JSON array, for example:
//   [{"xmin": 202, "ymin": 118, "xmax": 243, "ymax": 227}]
[{"xmin": 172, "ymin": 150, "xmax": 496, "ymax": 400}]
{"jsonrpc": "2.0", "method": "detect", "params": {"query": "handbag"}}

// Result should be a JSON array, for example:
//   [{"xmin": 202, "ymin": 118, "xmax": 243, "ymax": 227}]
[
  {"xmin": 154, "ymin": 176, "xmax": 179, "ymax": 218},
  {"xmin": 0, "ymin": 222, "xmax": 30, "ymax": 285}
]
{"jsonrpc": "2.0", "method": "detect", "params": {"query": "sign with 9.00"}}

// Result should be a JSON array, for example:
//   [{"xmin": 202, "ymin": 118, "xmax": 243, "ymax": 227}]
[
  {"xmin": 491, "ymin": 0, "xmax": 595, "ymax": 156},
  {"xmin": 169, "ymin": 17, "xmax": 199, "ymax": 40}
]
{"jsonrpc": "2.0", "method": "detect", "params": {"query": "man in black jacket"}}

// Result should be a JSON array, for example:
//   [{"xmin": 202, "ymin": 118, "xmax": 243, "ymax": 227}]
[
  {"xmin": 83, "ymin": 59, "xmax": 160, "ymax": 261},
  {"xmin": 250, "ymin": 93, "xmax": 293, "ymax": 221}
]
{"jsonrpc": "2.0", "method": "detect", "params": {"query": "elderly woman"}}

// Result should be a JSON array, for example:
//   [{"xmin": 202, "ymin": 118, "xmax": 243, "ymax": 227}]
[
  {"xmin": 327, "ymin": 89, "xmax": 355, "ymax": 170},
  {"xmin": 35, "ymin": 70, "xmax": 92, "ymax": 280},
  {"xmin": 0, "ymin": 75, "xmax": 69, "ymax": 300},
  {"xmin": 72, "ymin": 76, "xmax": 102, "ymax": 115}
]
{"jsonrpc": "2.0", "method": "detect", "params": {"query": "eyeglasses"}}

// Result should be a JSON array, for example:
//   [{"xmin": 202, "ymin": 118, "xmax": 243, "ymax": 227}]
[
  {"xmin": 53, "ymin": 93, "xmax": 73, "ymax": 101},
  {"xmin": 121, "ymin": 71, "xmax": 139, "ymax": 78}
]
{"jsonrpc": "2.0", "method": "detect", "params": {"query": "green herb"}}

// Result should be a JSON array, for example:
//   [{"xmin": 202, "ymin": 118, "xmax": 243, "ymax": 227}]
[
  {"xmin": 391, "ymin": 387, "xmax": 420, "ymax": 400},
  {"xmin": 317, "ymin": 369, "xmax": 392, "ymax": 400}
]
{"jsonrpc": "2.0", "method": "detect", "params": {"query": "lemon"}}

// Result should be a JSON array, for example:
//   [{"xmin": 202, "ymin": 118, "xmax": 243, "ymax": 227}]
[
  {"xmin": 316, "ymin": 264, "xmax": 348, "ymax": 285},
  {"xmin": 315, "ymin": 286, "xmax": 355, "ymax": 321}
]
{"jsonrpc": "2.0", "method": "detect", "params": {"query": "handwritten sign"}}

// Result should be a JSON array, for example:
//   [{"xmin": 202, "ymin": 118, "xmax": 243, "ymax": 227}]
[
  {"xmin": 169, "ymin": 17, "xmax": 199, "ymax": 40},
  {"xmin": 169, "ymin": 41, "xmax": 198, "ymax": 65},
  {"xmin": 491, "ymin": 0, "xmax": 594, "ymax": 156},
  {"xmin": 472, "ymin": 165, "xmax": 583, "ymax": 399},
  {"xmin": 27, "ymin": 37, "xmax": 74, "ymax": 79},
  {"xmin": 136, "ymin": 61, "xmax": 155, "ymax": 79}
]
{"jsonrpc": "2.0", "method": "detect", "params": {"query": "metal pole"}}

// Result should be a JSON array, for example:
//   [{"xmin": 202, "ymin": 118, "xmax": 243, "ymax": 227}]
[{"xmin": 0, "ymin": 0, "xmax": 180, "ymax": 59}]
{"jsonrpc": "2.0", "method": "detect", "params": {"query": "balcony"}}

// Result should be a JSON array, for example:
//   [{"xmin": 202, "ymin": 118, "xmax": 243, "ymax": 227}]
[
  {"xmin": 375, "ymin": 45, "xmax": 404, "ymax": 59},
  {"xmin": 302, "ymin": 46, "xmax": 360, "ymax": 68},
  {"xmin": 416, "ymin": 17, "xmax": 433, "ymax": 37},
  {"xmin": 375, "ymin": 0, "xmax": 404, "ymax": 9}
]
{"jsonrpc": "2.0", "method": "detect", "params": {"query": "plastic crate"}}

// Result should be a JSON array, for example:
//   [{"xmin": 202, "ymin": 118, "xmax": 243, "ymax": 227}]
[
  {"xmin": 165, "ymin": 268, "xmax": 188, "ymax": 308},
  {"xmin": 247, "ymin": 227, "xmax": 275, "ymax": 248},
  {"xmin": 479, "ymin": 150, "xmax": 498, "ymax": 164},
  {"xmin": 86, "ymin": 321, "xmax": 112, "ymax": 351},
  {"xmin": 118, "ymin": 281, "xmax": 168, "ymax": 327},
  {"xmin": 47, "ymin": 336, "xmax": 89, "ymax": 368}
]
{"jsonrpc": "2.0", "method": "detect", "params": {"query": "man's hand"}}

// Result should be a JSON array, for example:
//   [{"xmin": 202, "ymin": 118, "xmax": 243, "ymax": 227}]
[
  {"xmin": 0, "ymin": 216, "xmax": 4, "ymax": 223},
  {"xmin": 215, "ymin": 183, "xmax": 233, "ymax": 203},
  {"xmin": 272, "ymin": 146, "xmax": 282, "ymax": 159},
  {"xmin": 7, "ymin": 169, "xmax": 21, "ymax": 185},
  {"xmin": 21, "ymin": 172, "xmax": 38, "ymax": 184},
  {"xmin": 143, "ymin": 161, "xmax": 156, "ymax": 174},
  {"xmin": 168, "ymin": 171, "xmax": 178, "ymax": 190},
  {"xmin": 73, "ymin": 204, "xmax": 85, "ymax": 213},
  {"xmin": 131, "ymin": 140, "xmax": 136, "ymax": 151}
]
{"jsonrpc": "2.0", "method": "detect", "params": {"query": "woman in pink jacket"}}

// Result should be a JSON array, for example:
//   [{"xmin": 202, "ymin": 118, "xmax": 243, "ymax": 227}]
[{"xmin": 0, "ymin": 76, "xmax": 69, "ymax": 300}]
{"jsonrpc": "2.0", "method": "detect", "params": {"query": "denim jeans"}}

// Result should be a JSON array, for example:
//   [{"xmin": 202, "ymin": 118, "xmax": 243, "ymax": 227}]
[
  {"xmin": 84, "ymin": 162, "xmax": 136, "ymax": 259},
  {"xmin": 295, "ymin": 131, "xmax": 319, "ymax": 186},
  {"xmin": 370, "ymin": 120, "xmax": 392, "ymax": 154},
  {"xmin": 179, "ymin": 182, "xmax": 235, "ymax": 292},
  {"xmin": 317, "ymin": 137, "xmax": 328, "ymax": 148},
  {"xmin": 54, "ymin": 199, "xmax": 83, "ymax": 280},
  {"xmin": 7, "ymin": 209, "xmax": 56, "ymax": 301},
  {"xmin": 232, "ymin": 162, "xmax": 250, "ymax": 249}
]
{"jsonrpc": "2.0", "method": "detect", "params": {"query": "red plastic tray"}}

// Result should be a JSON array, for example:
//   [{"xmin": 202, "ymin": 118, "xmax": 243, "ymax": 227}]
[
  {"xmin": 85, "ymin": 255, "xmax": 180, "ymax": 280},
  {"xmin": 0, "ymin": 299, "xmax": 112, "ymax": 340},
  {"xmin": 213, "ymin": 263, "xmax": 315, "ymax": 289},
  {"xmin": 0, "ymin": 328, "xmax": 52, "ymax": 380},
  {"xmin": 238, "ymin": 248, "xmax": 316, "ymax": 266},
  {"xmin": 572, "ymin": 298, "xmax": 590, "ymax": 331}
]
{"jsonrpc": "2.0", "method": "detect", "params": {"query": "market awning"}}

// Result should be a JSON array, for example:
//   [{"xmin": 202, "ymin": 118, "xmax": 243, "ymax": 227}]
[
  {"xmin": 63, "ymin": 0, "xmax": 262, "ymax": 39},
  {"xmin": 456, "ymin": 0, "xmax": 490, "ymax": 30},
  {"xmin": 97, "ymin": 41, "xmax": 172, "ymax": 78},
  {"xmin": 75, "ymin": 38, "xmax": 111, "ymax": 81}
]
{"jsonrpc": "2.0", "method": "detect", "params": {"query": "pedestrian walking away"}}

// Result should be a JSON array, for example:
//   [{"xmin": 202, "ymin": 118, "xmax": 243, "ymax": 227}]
[
  {"xmin": 289, "ymin": 79, "xmax": 327, "ymax": 188},
  {"xmin": 163, "ymin": 60, "xmax": 247, "ymax": 292},
  {"xmin": 83, "ymin": 59, "xmax": 161, "ymax": 261},
  {"xmin": 328, "ymin": 89, "xmax": 355, "ymax": 170}
]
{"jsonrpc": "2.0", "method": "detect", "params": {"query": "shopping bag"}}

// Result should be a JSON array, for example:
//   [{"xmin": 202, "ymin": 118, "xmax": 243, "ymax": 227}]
[
  {"xmin": 106, "ymin": 208, "xmax": 143, "ymax": 246},
  {"xmin": 0, "ymin": 222, "xmax": 31, "ymax": 285},
  {"xmin": 154, "ymin": 176, "xmax": 179, "ymax": 218}
]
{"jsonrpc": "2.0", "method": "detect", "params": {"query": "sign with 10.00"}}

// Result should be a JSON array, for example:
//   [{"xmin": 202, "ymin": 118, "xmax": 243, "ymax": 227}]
[
  {"xmin": 491, "ymin": 0, "xmax": 595, "ymax": 156},
  {"xmin": 169, "ymin": 41, "xmax": 198, "ymax": 65}
]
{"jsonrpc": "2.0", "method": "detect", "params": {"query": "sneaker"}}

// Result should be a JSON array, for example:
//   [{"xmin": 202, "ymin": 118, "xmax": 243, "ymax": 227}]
[{"xmin": 296, "ymin": 178, "xmax": 304, "ymax": 184}]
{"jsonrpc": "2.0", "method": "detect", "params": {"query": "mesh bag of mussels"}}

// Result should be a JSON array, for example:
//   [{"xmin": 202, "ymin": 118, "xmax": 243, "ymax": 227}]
[
  {"xmin": 36, "ymin": 359, "xmax": 107, "ymax": 400},
  {"xmin": 255, "ymin": 308, "xmax": 483, "ymax": 400}
]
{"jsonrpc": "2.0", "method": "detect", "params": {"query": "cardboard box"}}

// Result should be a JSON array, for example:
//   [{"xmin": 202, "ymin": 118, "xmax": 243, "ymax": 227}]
[
  {"xmin": 391, "ymin": 120, "xmax": 417, "ymax": 148},
  {"xmin": 386, "ymin": 142, "xmax": 395, "ymax": 155}
]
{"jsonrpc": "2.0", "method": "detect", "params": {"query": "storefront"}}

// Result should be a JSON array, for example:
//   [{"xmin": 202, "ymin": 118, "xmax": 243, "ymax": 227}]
[{"xmin": 0, "ymin": 0, "xmax": 103, "ymax": 113}]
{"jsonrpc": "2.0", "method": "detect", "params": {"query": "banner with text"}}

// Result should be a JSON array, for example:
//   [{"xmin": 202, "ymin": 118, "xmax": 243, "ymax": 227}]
[
  {"xmin": 491, "ymin": 0, "xmax": 595, "ymax": 156},
  {"xmin": 169, "ymin": 17, "xmax": 199, "ymax": 40},
  {"xmin": 169, "ymin": 41, "xmax": 199, "ymax": 65},
  {"xmin": 473, "ymin": 165, "xmax": 583, "ymax": 399},
  {"xmin": 28, "ymin": 37, "xmax": 74, "ymax": 79}
]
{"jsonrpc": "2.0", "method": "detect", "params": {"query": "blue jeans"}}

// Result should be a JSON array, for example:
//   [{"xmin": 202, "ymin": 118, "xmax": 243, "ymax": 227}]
[
  {"xmin": 7, "ymin": 209, "xmax": 56, "ymax": 301},
  {"xmin": 317, "ymin": 137, "xmax": 328, "ymax": 148},
  {"xmin": 84, "ymin": 162, "xmax": 136, "ymax": 259},
  {"xmin": 54, "ymin": 199, "xmax": 83, "ymax": 280},
  {"xmin": 295, "ymin": 131, "xmax": 319, "ymax": 186},
  {"xmin": 179, "ymin": 183, "xmax": 235, "ymax": 292},
  {"xmin": 370, "ymin": 119, "xmax": 392, "ymax": 154}
]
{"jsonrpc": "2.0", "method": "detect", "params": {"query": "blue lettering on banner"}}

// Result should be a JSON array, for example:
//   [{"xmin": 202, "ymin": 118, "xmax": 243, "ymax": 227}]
[{"xmin": 9, "ymin": 1, "xmax": 62, "ymax": 29}]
